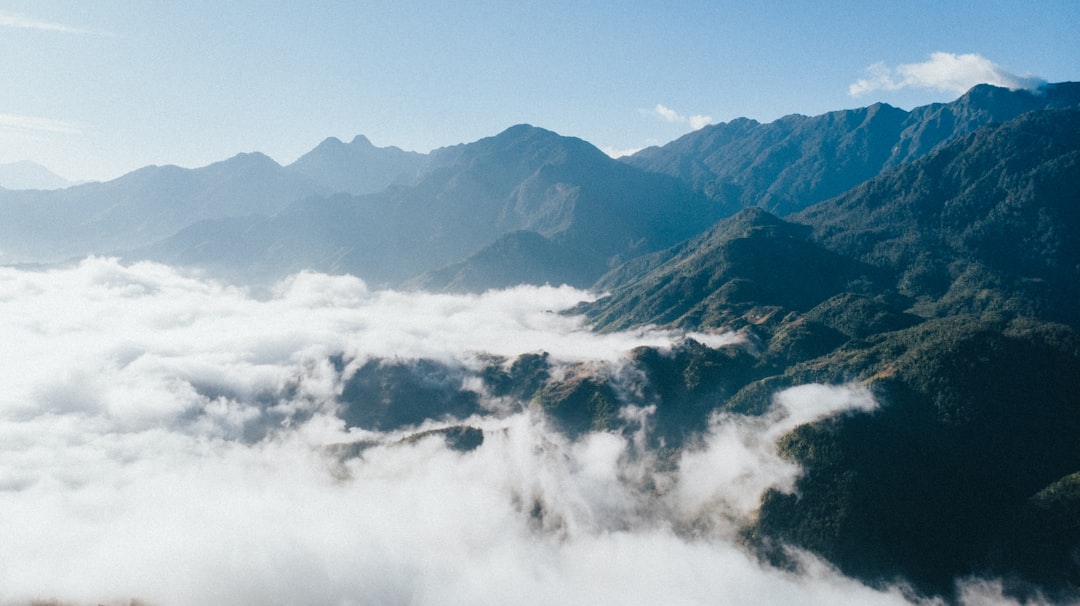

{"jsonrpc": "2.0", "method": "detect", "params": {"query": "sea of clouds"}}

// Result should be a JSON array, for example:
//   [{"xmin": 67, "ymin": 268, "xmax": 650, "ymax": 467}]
[{"xmin": 0, "ymin": 258, "xmax": 1033, "ymax": 605}]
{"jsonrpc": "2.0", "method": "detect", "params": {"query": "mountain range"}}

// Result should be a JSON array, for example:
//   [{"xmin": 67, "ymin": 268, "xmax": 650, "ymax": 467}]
[
  {"xmin": 3, "ymin": 81, "xmax": 1077, "ymax": 287},
  {"xmin": 4, "ymin": 82, "xmax": 1080, "ymax": 601}
]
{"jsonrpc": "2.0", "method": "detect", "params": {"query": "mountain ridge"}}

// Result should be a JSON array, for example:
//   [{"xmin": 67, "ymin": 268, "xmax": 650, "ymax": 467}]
[
  {"xmin": 142, "ymin": 123, "xmax": 726, "ymax": 286},
  {"xmin": 624, "ymin": 81, "xmax": 1080, "ymax": 216}
]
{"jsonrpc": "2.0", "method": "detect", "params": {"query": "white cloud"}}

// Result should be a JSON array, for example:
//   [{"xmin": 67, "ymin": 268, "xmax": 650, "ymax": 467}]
[
  {"xmin": 0, "ymin": 113, "xmax": 85, "ymax": 135},
  {"xmin": 644, "ymin": 104, "xmax": 713, "ymax": 130},
  {"xmin": 849, "ymin": 52, "xmax": 1046, "ymax": 96},
  {"xmin": 671, "ymin": 384, "xmax": 878, "ymax": 529},
  {"xmin": 600, "ymin": 145, "xmax": 645, "ymax": 158},
  {"xmin": 0, "ymin": 10, "xmax": 92, "ymax": 34},
  {"xmin": 653, "ymin": 103, "xmax": 682, "ymax": 123},
  {"xmin": 0, "ymin": 258, "xmax": 1006, "ymax": 605}
]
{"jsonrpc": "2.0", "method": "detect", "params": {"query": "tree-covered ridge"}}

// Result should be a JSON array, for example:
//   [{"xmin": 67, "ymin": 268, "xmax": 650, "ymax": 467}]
[{"xmin": 625, "ymin": 82, "xmax": 1080, "ymax": 216}]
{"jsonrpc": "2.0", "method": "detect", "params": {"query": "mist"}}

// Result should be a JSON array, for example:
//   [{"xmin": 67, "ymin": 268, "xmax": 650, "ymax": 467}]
[{"xmin": 0, "ymin": 258, "xmax": 1026, "ymax": 605}]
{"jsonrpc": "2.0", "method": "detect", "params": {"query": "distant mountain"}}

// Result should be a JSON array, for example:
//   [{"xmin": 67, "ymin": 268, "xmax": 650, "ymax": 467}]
[
  {"xmin": 0, "ymin": 152, "xmax": 325, "ymax": 263},
  {"xmin": 0, "ymin": 132, "xmax": 429, "ymax": 265},
  {"xmin": 0, "ymin": 160, "xmax": 74, "ymax": 190},
  {"xmin": 144, "ymin": 124, "xmax": 725, "ymax": 286},
  {"xmin": 286, "ymin": 134, "xmax": 426, "ymax": 195},
  {"xmin": 624, "ymin": 82, "xmax": 1080, "ymax": 216}
]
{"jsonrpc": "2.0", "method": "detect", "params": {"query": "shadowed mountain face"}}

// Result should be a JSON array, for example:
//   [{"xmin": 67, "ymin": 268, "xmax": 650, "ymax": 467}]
[
  {"xmin": 624, "ymin": 82, "xmax": 1080, "ymax": 216},
  {"xmin": 581, "ymin": 207, "xmax": 888, "ymax": 332}
]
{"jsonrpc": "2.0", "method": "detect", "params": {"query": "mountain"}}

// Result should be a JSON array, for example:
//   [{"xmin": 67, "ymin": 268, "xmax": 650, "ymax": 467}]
[
  {"xmin": 581, "ymin": 207, "xmax": 889, "ymax": 332},
  {"xmin": 572, "ymin": 108, "xmax": 1080, "ymax": 597},
  {"xmin": 0, "ymin": 152, "xmax": 325, "ymax": 263},
  {"xmin": 624, "ymin": 82, "xmax": 1080, "ymax": 216},
  {"xmin": 0, "ymin": 133, "xmax": 429, "ymax": 265},
  {"xmin": 286, "ymin": 134, "xmax": 425, "ymax": 195},
  {"xmin": 794, "ymin": 108, "xmax": 1080, "ymax": 326},
  {"xmin": 405, "ymin": 230, "xmax": 604, "ymax": 291},
  {"xmin": 0, "ymin": 160, "xmax": 74, "ymax": 190},
  {"xmin": 143, "ymin": 124, "xmax": 726, "ymax": 286}
]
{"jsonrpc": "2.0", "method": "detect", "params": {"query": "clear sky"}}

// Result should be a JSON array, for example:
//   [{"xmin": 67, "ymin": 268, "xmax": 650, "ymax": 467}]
[{"xmin": 1, "ymin": 0, "xmax": 1077, "ymax": 182}]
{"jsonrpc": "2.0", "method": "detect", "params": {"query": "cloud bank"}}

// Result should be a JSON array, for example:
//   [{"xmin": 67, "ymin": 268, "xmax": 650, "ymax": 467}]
[
  {"xmin": 849, "ymin": 52, "xmax": 1045, "ymax": 96},
  {"xmin": 645, "ymin": 104, "xmax": 713, "ymax": 130},
  {"xmin": 0, "ymin": 258, "xmax": 1025, "ymax": 605}
]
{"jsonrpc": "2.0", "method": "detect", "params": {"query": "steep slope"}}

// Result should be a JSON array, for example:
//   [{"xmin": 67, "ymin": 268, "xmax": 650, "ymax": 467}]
[
  {"xmin": 287, "ymin": 134, "xmax": 425, "ymax": 195},
  {"xmin": 145, "ymin": 124, "xmax": 725, "ymax": 286},
  {"xmin": 625, "ymin": 82, "xmax": 1080, "ymax": 216}
]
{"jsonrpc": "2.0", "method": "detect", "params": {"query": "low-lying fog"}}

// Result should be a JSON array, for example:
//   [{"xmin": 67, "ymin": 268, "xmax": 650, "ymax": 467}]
[{"xmin": 0, "ymin": 258, "xmax": 1024, "ymax": 605}]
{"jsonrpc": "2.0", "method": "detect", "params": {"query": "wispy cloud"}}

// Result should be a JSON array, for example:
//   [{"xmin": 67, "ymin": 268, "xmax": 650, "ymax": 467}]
[
  {"xmin": 0, "ymin": 113, "xmax": 85, "ymax": 135},
  {"xmin": 0, "ymin": 10, "xmax": 93, "ymax": 34},
  {"xmin": 644, "ymin": 104, "xmax": 713, "ymax": 130},
  {"xmin": 849, "ymin": 52, "xmax": 1045, "ymax": 96}
]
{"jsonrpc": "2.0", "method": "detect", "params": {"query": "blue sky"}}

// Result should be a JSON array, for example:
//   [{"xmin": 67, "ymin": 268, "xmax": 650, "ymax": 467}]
[{"xmin": 1, "ymin": 1, "xmax": 1077, "ymax": 182}]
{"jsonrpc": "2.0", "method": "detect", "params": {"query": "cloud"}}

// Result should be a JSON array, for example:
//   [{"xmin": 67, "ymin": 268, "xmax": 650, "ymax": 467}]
[
  {"xmin": 0, "ymin": 10, "xmax": 93, "ymax": 34},
  {"xmin": 0, "ymin": 258, "xmax": 1007, "ymax": 605},
  {"xmin": 849, "ymin": 52, "xmax": 1046, "ymax": 96},
  {"xmin": 0, "ymin": 113, "xmax": 85, "ymax": 136},
  {"xmin": 644, "ymin": 104, "xmax": 713, "ymax": 130},
  {"xmin": 600, "ymin": 145, "xmax": 645, "ymax": 159},
  {"xmin": 671, "ymin": 384, "xmax": 878, "ymax": 528}
]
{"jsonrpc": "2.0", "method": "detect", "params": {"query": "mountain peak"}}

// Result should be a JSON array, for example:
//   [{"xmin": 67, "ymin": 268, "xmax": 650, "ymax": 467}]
[
  {"xmin": 348, "ymin": 134, "xmax": 373, "ymax": 147},
  {"xmin": 215, "ymin": 151, "xmax": 282, "ymax": 171},
  {"xmin": 286, "ymin": 132, "xmax": 426, "ymax": 196},
  {"xmin": 314, "ymin": 136, "xmax": 346, "ymax": 149},
  {"xmin": 0, "ymin": 160, "xmax": 74, "ymax": 190}
]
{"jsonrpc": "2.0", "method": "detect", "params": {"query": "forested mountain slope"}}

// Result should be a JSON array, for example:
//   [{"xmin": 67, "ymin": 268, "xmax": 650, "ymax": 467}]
[{"xmin": 566, "ymin": 108, "xmax": 1080, "ymax": 597}]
